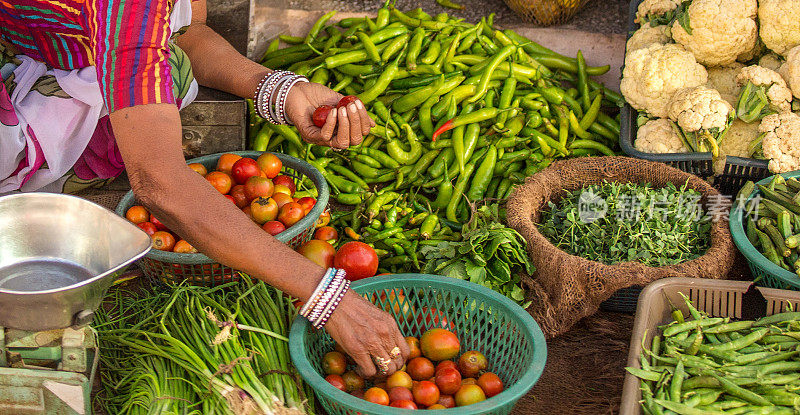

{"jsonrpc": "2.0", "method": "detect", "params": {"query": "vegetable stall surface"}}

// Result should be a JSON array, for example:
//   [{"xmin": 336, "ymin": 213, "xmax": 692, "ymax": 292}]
[
  {"xmin": 538, "ymin": 181, "xmax": 712, "ymax": 267},
  {"xmin": 627, "ymin": 291, "xmax": 800, "ymax": 414},
  {"xmin": 248, "ymin": 2, "xmax": 625, "ymax": 297},
  {"xmin": 93, "ymin": 276, "xmax": 313, "ymax": 414},
  {"xmin": 624, "ymin": 0, "xmax": 800, "ymax": 175}
]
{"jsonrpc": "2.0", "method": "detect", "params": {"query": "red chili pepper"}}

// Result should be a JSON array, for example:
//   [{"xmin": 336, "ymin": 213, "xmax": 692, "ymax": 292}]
[{"xmin": 432, "ymin": 119, "xmax": 455, "ymax": 142}]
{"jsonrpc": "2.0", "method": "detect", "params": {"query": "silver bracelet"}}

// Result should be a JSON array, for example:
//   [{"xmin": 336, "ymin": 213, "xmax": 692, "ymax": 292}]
[
  {"xmin": 307, "ymin": 274, "xmax": 344, "ymax": 322},
  {"xmin": 299, "ymin": 268, "xmax": 336, "ymax": 317},
  {"xmin": 313, "ymin": 278, "xmax": 350, "ymax": 329},
  {"xmin": 269, "ymin": 74, "xmax": 298, "ymax": 125},
  {"xmin": 253, "ymin": 71, "xmax": 291, "ymax": 123},
  {"xmin": 274, "ymin": 74, "xmax": 309, "ymax": 125}
]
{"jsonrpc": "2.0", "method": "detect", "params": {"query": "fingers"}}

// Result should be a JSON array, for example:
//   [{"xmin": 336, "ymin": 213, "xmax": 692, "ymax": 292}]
[
  {"xmin": 346, "ymin": 103, "xmax": 362, "ymax": 145},
  {"xmin": 355, "ymin": 99, "xmax": 374, "ymax": 136},
  {"xmin": 320, "ymin": 108, "xmax": 337, "ymax": 141},
  {"xmin": 351, "ymin": 349, "xmax": 378, "ymax": 379},
  {"xmin": 333, "ymin": 107, "xmax": 351, "ymax": 149}
]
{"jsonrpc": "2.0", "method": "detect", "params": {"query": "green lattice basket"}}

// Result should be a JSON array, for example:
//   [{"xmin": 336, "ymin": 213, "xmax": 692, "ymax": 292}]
[
  {"xmin": 289, "ymin": 274, "xmax": 547, "ymax": 415},
  {"xmin": 115, "ymin": 151, "xmax": 328, "ymax": 287},
  {"xmin": 730, "ymin": 170, "xmax": 800, "ymax": 290}
]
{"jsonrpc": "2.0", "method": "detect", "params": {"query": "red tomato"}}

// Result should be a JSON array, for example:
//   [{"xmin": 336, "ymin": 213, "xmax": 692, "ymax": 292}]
[
  {"xmin": 436, "ymin": 360, "xmax": 458, "ymax": 374},
  {"xmin": 406, "ymin": 337, "xmax": 422, "ymax": 360},
  {"xmin": 272, "ymin": 175, "xmax": 296, "ymax": 195},
  {"xmin": 314, "ymin": 226, "xmax": 338, "ymax": 242},
  {"xmin": 316, "ymin": 209, "xmax": 331, "ymax": 228},
  {"xmin": 412, "ymin": 381, "xmax": 440, "ymax": 407},
  {"xmin": 351, "ymin": 389, "xmax": 365, "ymax": 399},
  {"xmin": 229, "ymin": 185, "xmax": 250, "ymax": 208},
  {"xmin": 428, "ymin": 404, "xmax": 447, "ymax": 409},
  {"xmin": 458, "ymin": 351, "xmax": 488, "ymax": 378},
  {"xmin": 206, "ymin": 171, "xmax": 233, "ymax": 194},
  {"xmin": 407, "ymin": 357, "xmax": 435, "ymax": 381},
  {"xmin": 388, "ymin": 386, "xmax": 413, "ymax": 403},
  {"xmin": 273, "ymin": 184, "xmax": 293, "ymax": 197},
  {"xmin": 338, "ymin": 95, "xmax": 359, "ymax": 108},
  {"xmin": 437, "ymin": 394, "xmax": 456, "ymax": 408},
  {"xmin": 455, "ymin": 384, "xmax": 485, "ymax": 406},
  {"xmin": 224, "ymin": 195, "xmax": 236, "ymax": 204},
  {"xmin": 244, "ymin": 176, "xmax": 274, "ymax": 201},
  {"xmin": 364, "ymin": 387, "xmax": 390, "ymax": 406},
  {"xmin": 333, "ymin": 242, "xmax": 379, "ymax": 281},
  {"xmin": 417, "ymin": 307, "xmax": 456, "ymax": 331},
  {"xmin": 297, "ymin": 196, "xmax": 316, "ymax": 214},
  {"xmin": 151, "ymin": 231, "xmax": 175, "ymax": 251},
  {"xmin": 278, "ymin": 202, "xmax": 305, "ymax": 228},
  {"xmin": 150, "ymin": 215, "xmax": 168, "ymax": 231},
  {"xmin": 242, "ymin": 206, "xmax": 255, "ymax": 222},
  {"xmin": 297, "ymin": 240, "xmax": 336, "ymax": 268},
  {"xmin": 271, "ymin": 192, "xmax": 293, "ymax": 209},
  {"xmin": 125, "ymin": 206, "xmax": 149, "ymax": 224},
  {"xmin": 173, "ymin": 240, "xmax": 198, "ymax": 254},
  {"xmin": 322, "ymin": 351, "xmax": 347, "ymax": 376},
  {"xmin": 250, "ymin": 197, "xmax": 279, "ymax": 224},
  {"xmin": 386, "ymin": 371, "xmax": 413, "ymax": 390},
  {"xmin": 325, "ymin": 374, "xmax": 346, "ymax": 391},
  {"xmin": 477, "ymin": 372, "xmax": 503, "ymax": 398},
  {"xmin": 231, "ymin": 157, "xmax": 261, "ymax": 185},
  {"xmin": 312, "ymin": 105, "xmax": 334, "ymax": 128},
  {"xmin": 420, "ymin": 329, "xmax": 460, "ymax": 362},
  {"xmin": 390, "ymin": 400, "xmax": 418, "ymax": 409},
  {"xmin": 435, "ymin": 368, "xmax": 462, "ymax": 395},
  {"xmin": 187, "ymin": 163, "xmax": 207, "ymax": 176},
  {"xmin": 262, "ymin": 220, "xmax": 286, "ymax": 236},
  {"xmin": 137, "ymin": 222, "xmax": 157, "ymax": 236},
  {"xmin": 215, "ymin": 153, "xmax": 241, "ymax": 175},
  {"xmin": 256, "ymin": 153, "xmax": 282, "ymax": 179}
]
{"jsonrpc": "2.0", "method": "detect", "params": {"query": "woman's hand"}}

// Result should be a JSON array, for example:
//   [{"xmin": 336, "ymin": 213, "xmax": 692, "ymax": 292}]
[
  {"xmin": 285, "ymin": 82, "xmax": 375, "ymax": 150},
  {"xmin": 325, "ymin": 290, "xmax": 410, "ymax": 378}
]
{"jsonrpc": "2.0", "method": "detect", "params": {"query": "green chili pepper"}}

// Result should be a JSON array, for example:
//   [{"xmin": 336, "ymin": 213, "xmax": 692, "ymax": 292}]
[
  {"xmin": 420, "ymin": 214, "xmax": 440, "ymax": 239},
  {"xmin": 393, "ymin": 75, "xmax": 444, "ymax": 113},
  {"xmin": 436, "ymin": 0, "xmax": 464, "ymax": 9},
  {"xmin": 358, "ymin": 53, "xmax": 401, "ymax": 103},
  {"xmin": 326, "ymin": 163, "xmax": 369, "ymax": 190},
  {"xmin": 576, "ymin": 50, "xmax": 591, "ymax": 110},
  {"xmin": 432, "ymin": 108, "xmax": 500, "ymax": 141},
  {"xmin": 446, "ymin": 161, "xmax": 475, "ymax": 222},
  {"xmin": 467, "ymin": 44, "xmax": 515, "ymax": 103},
  {"xmin": 429, "ymin": 148, "xmax": 455, "ymax": 178},
  {"xmin": 356, "ymin": 31, "xmax": 382, "ymax": 63},
  {"xmin": 420, "ymin": 39, "xmax": 441, "ymax": 65},
  {"xmin": 389, "ymin": 7, "xmax": 451, "ymax": 30},
  {"xmin": 367, "ymin": 192, "xmax": 399, "ymax": 220},
  {"xmin": 494, "ymin": 77, "xmax": 517, "ymax": 129},
  {"xmin": 567, "ymin": 110, "xmax": 593, "ymax": 139},
  {"xmin": 305, "ymin": 11, "xmax": 337, "ymax": 44},
  {"xmin": 569, "ymin": 140, "xmax": 615, "ymax": 156},
  {"xmin": 467, "ymin": 145, "xmax": 497, "ymax": 201},
  {"xmin": 336, "ymin": 193, "xmax": 364, "ymax": 205},
  {"xmin": 381, "ymin": 33, "xmax": 410, "ymax": 62},
  {"xmin": 386, "ymin": 124, "xmax": 423, "ymax": 165},
  {"xmin": 376, "ymin": 7, "xmax": 390, "ymax": 28},
  {"xmin": 580, "ymin": 94, "xmax": 603, "ymax": 130},
  {"xmin": 406, "ymin": 27, "xmax": 425, "ymax": 70}
]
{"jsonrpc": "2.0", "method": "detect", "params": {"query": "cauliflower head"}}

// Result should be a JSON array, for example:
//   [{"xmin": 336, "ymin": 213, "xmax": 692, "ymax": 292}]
[
  {"xmin": 781, "ymin": 46, "xmax": 800, "ymax": 99},
  {"xmin": 671, "ymin": 0, "xmax": 758, "ymax": 67},
  {"xmin": 735, "ymin": 65, "xmax": 793, "ymax": 122},
  {"xmin": 635, "ymin": 0, "xmax": 683, "ymax": 24},
  {"xmin": 759, "ymin": 53, "xmax": 784, "ymax": 72},
  {"xmin": 737, "ymin": 38, "xmax": 765, "ymax": 64},
  {"xmin": 621, "ymin": 44, "xmax": 708, "ymax": 118},
  {"xmin": 706, "ymin": 63, "xmax": 744, "ymax": 106},
  {"xmin": 758, "ymin": 0, "xmax": 800, "ymax": 56},
  {"xmin": 626, "ymin": 25, "xmax": 671, "ymax": 53},
  {"xmin": 714, "ymin": 119, "xmax": 760, "ymax": 174},
  {"xmin": 760, "ymin": 112, "xmax": 800, "ymax": 173},
  {"xmin": 667, "ymin": 86, "xmax": 734, "ymax": 156},
  {"xmin": 635, "ymin": 118, "xmax": 689, "ymax": 154}
]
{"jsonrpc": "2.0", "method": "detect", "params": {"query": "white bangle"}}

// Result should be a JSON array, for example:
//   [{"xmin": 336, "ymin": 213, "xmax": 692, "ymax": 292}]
[{"xmin": 299, "ymin": 268, "xmax": 336, "ymax": 317}]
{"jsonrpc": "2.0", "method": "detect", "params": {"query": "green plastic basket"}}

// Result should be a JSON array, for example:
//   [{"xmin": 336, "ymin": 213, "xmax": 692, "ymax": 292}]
[
  {"xmin": 730, "ymin": 170, "xmax": 800, "ymax": 290},
  {"xmin": 115, "ymin": 151, "xmax": 329, "ymax": 286},
  {"xmin": 289, "ymin": 274, "xmax": 547, "ymax": 415}
]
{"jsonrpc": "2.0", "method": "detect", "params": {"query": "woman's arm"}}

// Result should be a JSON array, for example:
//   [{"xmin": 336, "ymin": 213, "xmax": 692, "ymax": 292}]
[{"xmin": 111, "ymin": 103, "xmax": 408, "ymax": 377}]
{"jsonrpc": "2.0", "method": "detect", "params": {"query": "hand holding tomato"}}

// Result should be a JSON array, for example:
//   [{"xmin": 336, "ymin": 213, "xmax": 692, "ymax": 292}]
[{"xmin": 324, "ymin": 291, "xmax": 410, "ymax": 379}]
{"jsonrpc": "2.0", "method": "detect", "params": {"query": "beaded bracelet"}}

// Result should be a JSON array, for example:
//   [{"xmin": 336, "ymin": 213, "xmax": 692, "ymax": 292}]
[
  {"xmin": 299, "ymin": 268, "xmax": 336, "ymax": 317},
  {"xmin": 254, "ymin": 71, "xmax": 290, "ymax": 123},
  {"xmin": 274, "ymin": 75, "xmax": 309, "ymax": 125},
  {"xmin": 313, "ymin": 278, "xmax": 350, "ymax": 329},
  {"xmin": 252, "ymin": 71, "xmax": 308, "ymax": 126},
  {"xmin": 306, "ymin": 273, "xmax": 345, "ymax": 322}
]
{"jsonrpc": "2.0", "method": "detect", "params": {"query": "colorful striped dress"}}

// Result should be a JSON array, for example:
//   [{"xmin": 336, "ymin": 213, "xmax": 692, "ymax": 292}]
[{"xmin": 0, "ymin": 0, "xmax": 198, "ymax": 194}]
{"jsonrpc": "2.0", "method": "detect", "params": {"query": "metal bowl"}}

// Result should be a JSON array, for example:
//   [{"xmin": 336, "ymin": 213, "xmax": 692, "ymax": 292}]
[{"xmin": 0, "ymin": 193, "xmax": 151, "ymax": 331}]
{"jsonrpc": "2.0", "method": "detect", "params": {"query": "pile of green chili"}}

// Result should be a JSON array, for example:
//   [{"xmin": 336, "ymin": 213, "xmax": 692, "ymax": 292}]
[
  {"xmin": 93, "ymin": 276, "xmax": 312, "ymax": 415},
  {"xmin": 629, "ymin": 293, "xmax": 800, "ymax": 414},
  {"xmin": 248, "ymin": 1, "xmax": 622, "ymax": 276}
]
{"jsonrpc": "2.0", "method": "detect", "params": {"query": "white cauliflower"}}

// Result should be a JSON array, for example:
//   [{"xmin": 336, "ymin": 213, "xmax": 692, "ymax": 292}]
[
  {"xmin": 667, "ymin": 86, "xmax": 734, "ymax": 156},
  {"xmin": 758, "ymin": 0, "xmax": 800, "ymax": 56},
  {"xmin": 621, "ymin": 43, "xmax": 708, "ymax": 118},
  {"xmin": 671, "ymin": 0, "xmax": 758, "ymax": 67},
  {"xmin": 780, "ymin": 46, "xmax": 800, "ymax": 99},
  {"xmin": 635, "ymin": 118, "xmax": 689, "ymax": 153},
  {"xmin": 759, "ymin": 53, "xmax": 784, "ymax": 72},
  {"xmin": 735, "ymin": 65, "xmax": 793, "ymax": 122},
  {"xmin": 714, "ymin": 120, "xmax": 760, "ymax": 174},
  {"xmin": 626, "ymin": 25, "xmax": 671, "ymax": 53},
  {"xmin": 759, "ymin": 112, "xmax": 800, "ymax": 173},
  {"xmin": 738, "ymin": 38, "xmax": 765, "ymax": 64},
  {"xmin": 706, "ymin": 63, "xmax": 744, "ymax": 106},
  {"xmin": 635, "ymin": 0, "xmax": 683, "ymax": 24}
]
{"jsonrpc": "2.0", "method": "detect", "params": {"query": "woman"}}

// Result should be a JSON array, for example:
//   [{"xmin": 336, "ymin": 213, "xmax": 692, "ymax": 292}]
[{"xmin": 0, "ymin": 0, "xmax": 408, "ymax": 377}]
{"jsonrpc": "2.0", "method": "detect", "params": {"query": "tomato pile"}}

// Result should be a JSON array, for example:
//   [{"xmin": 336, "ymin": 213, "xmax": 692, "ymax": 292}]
[
  {"xmin": 322, "ymin": 327, "xmax": 504, "ymax": 410},
  {"xmin": 124, "ymin": 153, "xmax": 320, "ymax": 252}
]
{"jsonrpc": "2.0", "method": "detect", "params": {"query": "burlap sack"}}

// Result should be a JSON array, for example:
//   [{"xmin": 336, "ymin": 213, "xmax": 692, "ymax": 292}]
[{"xmin": 506, "ymin": 157, "xmax": 737, "ymax": 338}]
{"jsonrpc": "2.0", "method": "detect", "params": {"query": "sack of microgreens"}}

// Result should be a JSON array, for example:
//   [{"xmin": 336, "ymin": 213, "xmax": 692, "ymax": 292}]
[{"xmin": 506, "ymin": 156, "xmax": 737, "ymax": 338}]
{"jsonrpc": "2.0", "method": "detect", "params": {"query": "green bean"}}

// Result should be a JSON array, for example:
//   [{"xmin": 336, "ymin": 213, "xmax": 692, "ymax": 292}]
[
  {"xmin": 654, "ymin": 399, "xmax": 722, "ymax": 415},
  {"xmin": 708, "ymin": 374, "xmax": 772, "ymax": 406},
  {"xmin": 754, "ymin": 311, "xmax": 800, "ymax": 327}
]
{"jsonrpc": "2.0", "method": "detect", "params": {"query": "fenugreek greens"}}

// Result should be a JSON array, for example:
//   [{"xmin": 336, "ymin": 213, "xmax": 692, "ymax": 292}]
[{"xmin": 538, "ymin": 181, "xmax": 712, "ymax": 267}]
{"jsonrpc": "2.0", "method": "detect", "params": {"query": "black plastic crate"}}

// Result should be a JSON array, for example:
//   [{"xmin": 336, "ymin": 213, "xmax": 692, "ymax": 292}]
[{"xmin": 619, "ymin": 0, "xmax": 772, "ymax": 196}]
